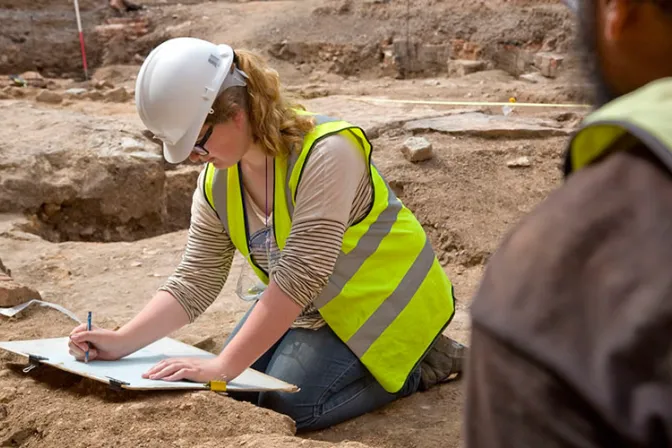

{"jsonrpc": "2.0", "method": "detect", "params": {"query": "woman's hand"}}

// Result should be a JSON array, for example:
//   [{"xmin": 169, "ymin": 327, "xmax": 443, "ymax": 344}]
[
  {"xmin": 68, "ymin": 323, "xmax": 130, "ymax": 362},
  {"xmin": 142, "ymin": 357, "xmax": 227, "ymax": 383}
]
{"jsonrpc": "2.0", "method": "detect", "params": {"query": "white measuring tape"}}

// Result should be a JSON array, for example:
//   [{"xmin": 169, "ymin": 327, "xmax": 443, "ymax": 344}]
[{"xmin": 352, "ymin": 96, "xmax": 593, "ymax": 109}]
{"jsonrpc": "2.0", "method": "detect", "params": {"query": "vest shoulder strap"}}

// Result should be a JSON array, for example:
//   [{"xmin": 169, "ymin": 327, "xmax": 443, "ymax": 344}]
[
  {"xmin": 203, "ymin": 163, "xmax": 218, "ymax": 213},
  {"xmin": 567, "ymin": 77, "xmax": 672, "ymax": 174}
]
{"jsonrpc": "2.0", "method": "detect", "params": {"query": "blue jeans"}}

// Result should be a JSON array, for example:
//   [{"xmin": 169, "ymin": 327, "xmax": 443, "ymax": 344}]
[{"xmin": 223, "ymin": 303, "xmax": 422, "ymax": 432}]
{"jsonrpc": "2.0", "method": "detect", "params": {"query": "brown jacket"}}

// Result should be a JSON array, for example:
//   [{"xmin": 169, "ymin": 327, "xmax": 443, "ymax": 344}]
[{"xmin": 466, "ymin": 144, "xmax": 672, "ymax": 447}]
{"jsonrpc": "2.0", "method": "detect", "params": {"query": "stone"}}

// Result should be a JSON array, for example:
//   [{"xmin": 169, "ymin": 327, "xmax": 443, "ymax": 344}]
[
  {"xmin": 120, "ymin": 137, "xmax": 146, "ymax": 153},
  {"xmin": 165, "ymin": 166, "xmax": 202, "ymax": 232},
  {"xmin": 0, "ymin": 387, "xmax": 16, "ymax": 404},
  {"xmin": 385, "ymin": 40, "xmax": 451, "ymax": 78},
  {"xmin": 448, "ymin": 60, "xmax": 486, "ymax": 77},
  {"xmin": 93, "ymin": 79, "xmax": 114, "ymax": 90},
  {"xmin": 494, "ymin": 45, "xmax": 534, "ymax": 76},
  {"xmin": 519, "ymin": 72, "xmax": 547, "ymax": 84},
  {"xmin": 64, "ymin": 88, "xmax": 88, "ymax": 96},
  {"xmin": 194, "ymin": 336, "xmax": 216, "ymax": 352},
  {"xmin": 0, "ymin": 272, "xmax": 41, "ymax": 307},
  {"xmin": 20, "ymin": 71, "xmax": 43, "ymax": 80},
  {"xmin": 404, "ymin": 112, "xmax": 570, "ymax": 138},
  {"xmin": 506, "ymin": 156, "xmax": 532, "ymax": 168},
  {"xmin": 104, "ymin": 87, "xmax": 129, "ymax": 103},
  {"xmin": 0, "ymin": 91, "xmax": 10, "ymax": 100},
  {"xmin": 0, "ymin": 102, "xmax": 169, "ymax": 242},
  {"xmin": 534, "ymin": 52, "xmax": 564, "ymax": 78},
  {"xmin": 401, "ymin": 137, "xmax": 434, "ymax": 163},
  {"xmin": 85, "ymin": 90, "xmax": 104, "ymax": 101},
  {"xmin": 35, "ymin": 90, "xmax": 63, "ymax": 104}
]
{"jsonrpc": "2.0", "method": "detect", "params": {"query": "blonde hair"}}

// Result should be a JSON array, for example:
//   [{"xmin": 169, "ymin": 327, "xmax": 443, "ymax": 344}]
[{"xmin": 206, "ymin": 49, "xmax": 315, "ymax": 157}]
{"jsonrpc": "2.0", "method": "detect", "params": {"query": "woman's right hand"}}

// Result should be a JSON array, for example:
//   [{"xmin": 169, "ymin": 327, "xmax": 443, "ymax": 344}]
[{"xmin": 68, "ymin": 324, "xmax": 129, "ymax": 362}]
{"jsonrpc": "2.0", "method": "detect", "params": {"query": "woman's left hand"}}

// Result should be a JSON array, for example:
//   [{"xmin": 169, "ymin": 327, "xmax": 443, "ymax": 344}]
[{"xmin": 142, "ymin": 357, "xmax": 227, "ymax": 383}]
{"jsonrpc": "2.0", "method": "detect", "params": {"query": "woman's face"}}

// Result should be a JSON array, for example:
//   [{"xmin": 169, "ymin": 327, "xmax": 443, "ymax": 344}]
[{"xmin": 188, "ymin": 110, "xmax": 251, "ymax": 169}]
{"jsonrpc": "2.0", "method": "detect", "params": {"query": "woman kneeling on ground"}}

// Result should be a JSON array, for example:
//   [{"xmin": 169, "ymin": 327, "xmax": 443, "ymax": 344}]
[{"xmin": 68, "ymin": 37, "xmax": 466, "ymax": 432}]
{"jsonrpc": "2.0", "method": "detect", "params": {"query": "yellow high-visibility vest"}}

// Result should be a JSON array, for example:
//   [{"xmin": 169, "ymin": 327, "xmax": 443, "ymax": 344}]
[
  {"xmin": 565, "ymin": 77, "xmax": 672, "ymax": 174},
  {"xmin": 203, "ymin": 112, "xmax": 455, "ymax": 393}
]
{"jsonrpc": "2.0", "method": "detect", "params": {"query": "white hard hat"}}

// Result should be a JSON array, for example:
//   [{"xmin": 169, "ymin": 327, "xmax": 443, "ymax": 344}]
[{"xmin": 135, "ymin": 37, "xmax": 248, "ymax": 163}]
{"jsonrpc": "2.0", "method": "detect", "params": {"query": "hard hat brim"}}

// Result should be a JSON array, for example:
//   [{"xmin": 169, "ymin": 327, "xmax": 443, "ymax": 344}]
[{"xmin": 162, "ymin": 113, "xmax": 206, "ymax": 164}]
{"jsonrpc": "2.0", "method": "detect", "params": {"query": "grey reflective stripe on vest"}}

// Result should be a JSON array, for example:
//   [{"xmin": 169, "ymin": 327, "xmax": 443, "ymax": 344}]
[
  {"xmin": 313, "ymin": 114, "xmax": 337, "ymax": 125},
  {"xmin": 211, "ymin": 169, "xmax": 230, "ymax": 235},
  {"xmin": 313, "ymin": 181, "xmax": 437, "ymax": 356},
  {"xmin": 348, "ymin": 236, "xmax": 434, "ymax": 357},
  {"xmin": 313, "ymin": 182, "xmax": 402, "ymax": 309}
]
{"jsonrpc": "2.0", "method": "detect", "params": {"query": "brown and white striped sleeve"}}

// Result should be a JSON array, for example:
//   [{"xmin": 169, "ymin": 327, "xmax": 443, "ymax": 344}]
[
  {"xmin": 272, "ymin": 134, "xmax": 372, "ymax": 309},
  {"xmin": 158, "ymin": 169, "xmax": 236, "ymax": 322}
]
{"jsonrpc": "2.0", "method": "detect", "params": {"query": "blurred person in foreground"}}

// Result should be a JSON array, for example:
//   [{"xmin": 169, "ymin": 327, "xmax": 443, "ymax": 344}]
[{"xmin": 465, "ymin": 0, "xmax": 672, "ymax": 446}]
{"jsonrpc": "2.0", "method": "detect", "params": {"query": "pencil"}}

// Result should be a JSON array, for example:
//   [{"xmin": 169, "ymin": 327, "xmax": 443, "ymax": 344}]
[{"xmin": 85, "ymin": 311, "xmax": 91, "ymax": 363}]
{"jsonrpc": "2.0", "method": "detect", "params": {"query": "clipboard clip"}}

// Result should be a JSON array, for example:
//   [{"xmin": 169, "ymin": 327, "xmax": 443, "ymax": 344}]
[
  {"xmin": 206, "ymin": 380, "xmax": 227, "ymax": 393},
  {"xmin": 106, "ymin": 377, "xmax": 130, "ymax": 391},
  {"xmin": 22, "ymin": 354, "xmax": 48, "ymax": 373}
]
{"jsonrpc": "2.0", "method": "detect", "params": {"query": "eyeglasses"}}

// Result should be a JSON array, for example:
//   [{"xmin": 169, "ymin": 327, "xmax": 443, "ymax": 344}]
[{"xmin": 193, "ymin": 125, "xmax": 213, "ymax": 156}]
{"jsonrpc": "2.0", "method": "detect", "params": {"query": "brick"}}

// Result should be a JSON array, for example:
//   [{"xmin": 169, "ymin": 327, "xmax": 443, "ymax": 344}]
[
  {"xmin": 534, "ymin": 52, "xmax": 564, "ymax": 78},
  {"xmin": 448, "ymin": 59, "xmax": 486, "ymax": 77},
  {"xmin": 0, "ymin": 274, "xmax": 41, "ymax": 308}
]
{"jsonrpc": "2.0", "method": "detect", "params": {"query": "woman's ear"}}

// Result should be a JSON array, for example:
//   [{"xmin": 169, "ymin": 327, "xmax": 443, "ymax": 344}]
[{"xmin": 232, "ymin": 108, "xmax": 247, "ymax": 129}]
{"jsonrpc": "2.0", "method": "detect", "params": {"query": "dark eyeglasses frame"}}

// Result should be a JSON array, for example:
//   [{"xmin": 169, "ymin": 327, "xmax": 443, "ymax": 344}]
[{"xmin": 193, "ymin": 125, "xmax": 213, "ymax": 156}]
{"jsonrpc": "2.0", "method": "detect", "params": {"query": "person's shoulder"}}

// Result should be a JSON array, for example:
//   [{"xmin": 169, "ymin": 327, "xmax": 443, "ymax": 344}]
[
  {"xmin": 472, "ymin": 144, "xmax": 672, "ymax": 347},
  {"xmin": 307, "ymin": 133, "xmax": 366, "ymax": 167}
]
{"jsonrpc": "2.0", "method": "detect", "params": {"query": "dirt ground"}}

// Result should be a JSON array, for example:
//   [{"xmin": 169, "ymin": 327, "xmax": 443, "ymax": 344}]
[{"xmin": 0, "ymin": 0, "xmax": 587, "ymax": 446}]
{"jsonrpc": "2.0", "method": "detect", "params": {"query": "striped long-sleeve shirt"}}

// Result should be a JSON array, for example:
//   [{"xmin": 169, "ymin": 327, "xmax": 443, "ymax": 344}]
[{"xmin": 158, "ymin": 134, "xmax": 373, "ymax": 329}]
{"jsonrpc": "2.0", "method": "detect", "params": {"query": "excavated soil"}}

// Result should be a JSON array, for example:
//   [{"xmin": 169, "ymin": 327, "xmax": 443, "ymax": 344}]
[{"xmin": 0, "ymin": 0, "xmax": 588, "ymax": 446}]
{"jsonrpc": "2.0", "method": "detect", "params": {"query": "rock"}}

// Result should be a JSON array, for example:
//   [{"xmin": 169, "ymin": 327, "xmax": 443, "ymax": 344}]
[
  {"xmin": 194, "ymin": 336, "xmax": 216, "ymax": 352},
  {"xmin": 0, "ymin": 259, "xmax": 9, "ymax": 276},
  {"xmin": 120, "ymin": 137, "xmax": 146, "ymax": 153},
  {"xmin": 534, "ymin": 52, "xmax": 564, "ymax": 78},
  {"xmin": 0, "ymin": 272, "xmax": 41, "ymax": 307},
  {"xmin": 85, "ymin": 90, "xmax": 104, "ymax": 101},
  {"xmin": 35, "ymin": 90, "xmax": 63, "ymax": 104},
  {"xmin": 20, "ymin": 71, "xmax": 47, "ymax": 88},
  {"xmin": 401, "ymin": 137, "xmax": 433, "ymax": 162},
  {"xmin": 130, "ymin": 261, "xmax": 142, "ymax": 267},
  {"xmin": 507, "ymin": 156, "xmax": 532, "ymax": 168},
  {"xmin": 20, "ymin": 71, "xmax": 43, "ymax": 80},
  {"xmin": 0, "ymin": 91, "xmax": 10, "ymax": 100},
  {"xmin": 0, "ymin": 102, "xmax": 170, "ymax": 242},
  {"xmin": 64, "ymin": 88, "xmax": 88, "ymax": 96},
  {"xmin": 303, "ymin": 95, "xmax": 480, "ymax": 139},
  {"xmin": 165, "ymin": 166, "xmax": 202, "ymax": 231},
  {"xmin": 448, "ymin": 59, "xmax": 486, "ymax": 77},
  {"xmin": 382, "ymin": 40, "xmax": 451, "ymax": 78},
  {"xmin": 388, "ymin": 179, "xmax": 405, "ymax": 197},
  {"xmin": 0, "ymin": 387, "xmax": 16, "ymax": 404},
  {"xmin": 4, "ymin": 87, "xmax": 25, "ymax": 98},
  {"xmin": 404, "ymin": 112, "xmax": 570, "ymax": 138},
  {"xmin": 494, "ymin": 45, "xmax": 534, "ymax": 76},
  {"xmin": 93, "ymin": 79, "xmax": 114, "ymax": 90},
  {"xmin": 519, "ymin": 72, "xmax": 547, "ymax": 84},
  {"xmin": 104, "ymin": 87, "xmax": 129, "ymax": 103}
]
